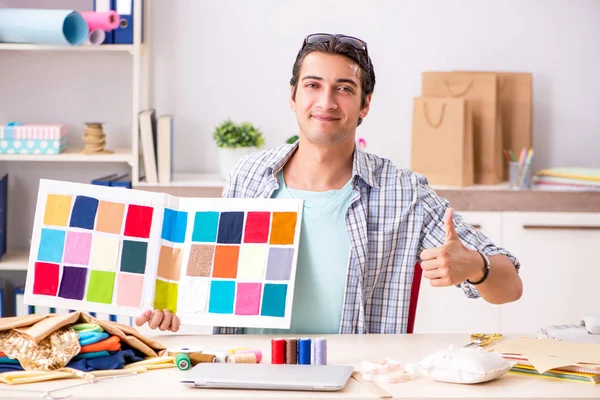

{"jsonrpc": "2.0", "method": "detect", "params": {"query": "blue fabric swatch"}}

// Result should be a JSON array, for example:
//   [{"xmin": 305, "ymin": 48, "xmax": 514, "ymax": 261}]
[{"xmin": 69, "ymin": 195, "xmax": 99, "ymax": 230}]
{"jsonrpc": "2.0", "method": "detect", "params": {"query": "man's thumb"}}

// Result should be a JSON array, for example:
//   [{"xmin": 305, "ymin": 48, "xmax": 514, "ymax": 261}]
[{"xmin": 444, "ymin": 207, "xmax": 458, "ymax": 243}]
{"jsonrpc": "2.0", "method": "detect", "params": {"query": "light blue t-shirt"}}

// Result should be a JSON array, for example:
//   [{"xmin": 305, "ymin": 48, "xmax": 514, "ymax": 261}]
[{"xmin": 246, "ymin": 171, "xmax": 354, "ymax": 335}]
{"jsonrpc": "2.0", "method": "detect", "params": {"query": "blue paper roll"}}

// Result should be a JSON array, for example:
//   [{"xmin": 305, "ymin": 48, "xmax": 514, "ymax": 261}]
[{"xmin": 0, "ymin": 9, "xmax": 89, "ymax": 46}]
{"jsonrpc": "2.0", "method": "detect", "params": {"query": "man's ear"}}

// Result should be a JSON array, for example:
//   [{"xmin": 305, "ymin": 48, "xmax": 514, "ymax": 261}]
[
  {"xmin": 359, "ymin": 94, "xmax": 372, "ymax": 119},
  {"xmin": 289, "ymin": 85, "xmax": 297, "ymax": 111}
]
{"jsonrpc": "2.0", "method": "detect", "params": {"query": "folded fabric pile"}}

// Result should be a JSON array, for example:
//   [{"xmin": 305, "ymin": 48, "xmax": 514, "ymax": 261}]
[
  {"xmin": 0, "ymin": 322, "xmax": 146, "ymax": 374},
  {"xmin": 0, "ymin": 312, "xmax": 174, "ymax": 384}
]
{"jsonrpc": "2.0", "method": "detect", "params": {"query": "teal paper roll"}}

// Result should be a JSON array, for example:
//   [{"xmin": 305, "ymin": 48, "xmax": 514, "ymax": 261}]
[{"xmin": 0, "ymin": 9, "xmax": 89, "ymax": 46}]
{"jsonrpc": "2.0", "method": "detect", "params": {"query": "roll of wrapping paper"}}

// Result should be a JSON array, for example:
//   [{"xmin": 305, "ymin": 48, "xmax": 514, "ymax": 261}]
[
  {"xmin": 0, "ymin": 9, "xmax": 88, "ymax": 46},
  {"xmin": 85, "ymin": 29, "xmax": 106, "ymax": 46},
  {"xmin": 79, "ymin": 11, "xmax": 120, "ymax": 31}
]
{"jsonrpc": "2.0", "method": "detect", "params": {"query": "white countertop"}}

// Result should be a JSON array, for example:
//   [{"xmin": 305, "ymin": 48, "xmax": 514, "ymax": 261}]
[{"xmin": 1, "ymin": 333, "xmax": 597, "ymax": 399}]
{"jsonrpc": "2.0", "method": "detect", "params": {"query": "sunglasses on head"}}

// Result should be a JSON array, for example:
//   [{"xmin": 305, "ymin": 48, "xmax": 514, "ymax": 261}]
[{"xmin": 302, "ymin": 33, "xmax": 369, "ymax": 62}]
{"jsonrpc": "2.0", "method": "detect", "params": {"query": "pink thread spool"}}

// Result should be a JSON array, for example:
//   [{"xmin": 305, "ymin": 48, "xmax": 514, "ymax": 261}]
[{"xmin": 234, "ymin": 349, "xmax": 262, "ymax": 363}]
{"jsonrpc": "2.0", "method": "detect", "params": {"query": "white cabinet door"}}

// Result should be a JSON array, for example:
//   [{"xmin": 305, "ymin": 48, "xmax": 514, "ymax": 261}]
[
  {"xmin": 499, "ymin": 212, "xmax": 600, "ymax": 333},
  {"xmin": 413, "ymin": 212, "xmax": 503, "ymax": 334}
]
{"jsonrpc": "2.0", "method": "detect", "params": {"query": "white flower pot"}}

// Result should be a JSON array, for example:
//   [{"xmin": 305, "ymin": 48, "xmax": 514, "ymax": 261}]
[{"xmin": 218, "ymin": 147, "xmax": 257, "ymax": 180}]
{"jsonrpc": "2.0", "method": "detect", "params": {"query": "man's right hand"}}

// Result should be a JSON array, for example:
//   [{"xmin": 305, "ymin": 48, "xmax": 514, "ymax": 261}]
[{"xmin": 135, "ymin": 309, "xmax": 180, "ymax": 332}]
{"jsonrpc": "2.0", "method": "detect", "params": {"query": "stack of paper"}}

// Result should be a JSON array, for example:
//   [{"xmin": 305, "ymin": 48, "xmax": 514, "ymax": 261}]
[
  {"xmin": 492, "ymin": 337, "xmax": 600, "ymax": 384},
  {"xmin": 533, "ymin": 167, "xmax": 600, "ymax": 191}
]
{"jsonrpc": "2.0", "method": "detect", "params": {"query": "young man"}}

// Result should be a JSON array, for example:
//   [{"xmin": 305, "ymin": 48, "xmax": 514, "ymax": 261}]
[{"xmin": 136, "ymin": 33, "xmax": 523, "ymax": 334}]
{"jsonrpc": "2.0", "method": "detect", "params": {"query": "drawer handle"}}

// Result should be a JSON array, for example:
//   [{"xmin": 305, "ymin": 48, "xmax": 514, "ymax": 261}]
[
  {"xmin": 523, "ymin": 225, "xmax": 600, "ymax": 231},
  {"xmin": 471, "ymin": 224, "xmax": 482, "ymax": 229}
]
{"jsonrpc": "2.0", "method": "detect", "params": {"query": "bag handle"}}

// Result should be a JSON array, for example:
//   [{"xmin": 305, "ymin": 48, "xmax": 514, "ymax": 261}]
[
  {"xmin": 443, "ymin": 79, "xmax": 474, "ymax": 97},
  {"xmin": 423, "ymin": 101, "xmax": 446, "ymax": 128}
]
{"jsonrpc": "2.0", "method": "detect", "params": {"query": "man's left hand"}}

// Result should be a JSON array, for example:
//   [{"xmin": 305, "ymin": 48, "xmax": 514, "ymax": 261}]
[{"xmin": 419, "ymin": 208, "xmax": 485, "ymax": 287}]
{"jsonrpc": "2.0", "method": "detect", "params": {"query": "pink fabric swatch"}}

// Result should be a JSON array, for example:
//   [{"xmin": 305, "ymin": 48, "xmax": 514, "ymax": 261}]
[
  {"xmin": 235, "ymin": 283, "xmax": 261, "ymax": 315},
  {"xmin": 63, "ymin": 231, "xmax": 92, "ymax": 265},
  {"xmin": 116, "ymin": 273, "xmax": 144, "ymax": 308}
]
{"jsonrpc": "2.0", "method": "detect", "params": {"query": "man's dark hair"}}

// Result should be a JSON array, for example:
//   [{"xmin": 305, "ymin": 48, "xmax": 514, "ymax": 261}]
[{"xmin": 289, "ymin": 35, "xmax": 376, "ymax": 126}]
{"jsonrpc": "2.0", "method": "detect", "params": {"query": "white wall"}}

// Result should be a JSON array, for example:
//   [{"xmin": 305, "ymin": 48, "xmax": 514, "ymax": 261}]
[
  {"xmin": 149, "ymin": 0, "xmax": 600, "ymax": 173},
  {"xmin": 0, "ymin": 0, "xmax": 599, "ymax": 250}
]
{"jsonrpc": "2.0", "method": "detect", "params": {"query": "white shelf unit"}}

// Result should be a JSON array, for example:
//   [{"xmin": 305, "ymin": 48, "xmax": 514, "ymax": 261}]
[
  {"xmin": 0, "ymin": 43, "xmax": 138, "ymax": 53},
  {"xmin": 0, "ymin": 0, "xmax": 150, "ymax": 272},
  {"xmin": 0, "ymin": 250, "xmax": 28, "ymax": 271},
  {"xmin": 134, "ymin": 173, "xmax": 225, "ymax": 188},
  {"xmin": 0, "ymin": 148, "xmax": 135, "ymax": 163}
]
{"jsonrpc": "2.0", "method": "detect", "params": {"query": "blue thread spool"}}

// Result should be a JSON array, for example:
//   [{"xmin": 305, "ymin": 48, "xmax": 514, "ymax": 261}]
[
  {"xmin": 298, "ymin": 338, "xmax": 311, "ymax": 365},
  {"xmin": 313, "ymin": 337, "xmax": 327, "ymax": 365}
]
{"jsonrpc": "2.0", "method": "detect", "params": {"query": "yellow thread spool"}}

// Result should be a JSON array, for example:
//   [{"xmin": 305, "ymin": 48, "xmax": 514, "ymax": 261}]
[
  {"xmin": 227, "ymin": 353, "xmax": 257, "ymax": 363},
  {"xmin": 227, "ymin": 347, "xmax": 250, "ymax": 355}
]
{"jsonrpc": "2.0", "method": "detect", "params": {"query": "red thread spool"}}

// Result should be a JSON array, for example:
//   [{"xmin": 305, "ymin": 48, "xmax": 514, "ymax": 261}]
[{"xmin": 271, "ymin": 338, "xmax": 285, "ymax": 364}]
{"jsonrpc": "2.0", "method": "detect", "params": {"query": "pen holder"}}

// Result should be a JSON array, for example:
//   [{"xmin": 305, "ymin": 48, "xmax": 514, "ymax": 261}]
[{"xmin": 508, "ymin": 161, "xmax": 532, "ymax": 190}]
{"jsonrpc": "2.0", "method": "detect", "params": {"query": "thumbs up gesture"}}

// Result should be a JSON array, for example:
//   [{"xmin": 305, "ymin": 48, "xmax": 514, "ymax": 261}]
[{"xmin": 419, "ymin": 208, "xmax": 485, "ymax": 287}]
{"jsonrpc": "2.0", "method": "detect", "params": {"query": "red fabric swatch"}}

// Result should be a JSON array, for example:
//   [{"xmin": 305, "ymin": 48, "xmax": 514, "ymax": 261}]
[
  {"xmin": 124, "ymin": 205, "xmax": 154, "ymax": 238},
  {"xmin": 33, "ymin": 262, "xmax": 60, "ymax": 296}
]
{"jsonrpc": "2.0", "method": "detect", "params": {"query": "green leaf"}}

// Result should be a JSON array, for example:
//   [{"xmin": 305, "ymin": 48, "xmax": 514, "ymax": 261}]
[{"xmin": 213, "ymin": 119, "xmax": 265, "ymax": 149}]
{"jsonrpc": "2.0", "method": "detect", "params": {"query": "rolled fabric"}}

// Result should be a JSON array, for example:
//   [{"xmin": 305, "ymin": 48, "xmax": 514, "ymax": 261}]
[
  {"xmin": 0, "ymin": 9, "xmax": 88, "ymax": 46},
  {"xmin": 78, "ymin": 331, "xmax": 109, "ymax": 346},
  {"xmin": 80, "ymin": 336, "xmax": 121, "ymax": 354},
  {"xmin": 71, "ymin": 323, "xmax": 103, "ymax": 333},
  {"xmin": 79, "ymin": 11, "xmax": 119, "ymax": 31}
]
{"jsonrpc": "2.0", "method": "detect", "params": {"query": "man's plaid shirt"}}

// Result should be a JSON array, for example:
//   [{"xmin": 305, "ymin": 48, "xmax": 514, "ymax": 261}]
[{"xmin": 213, "ymin": 141, "xmax": 520, "ymax": 335}]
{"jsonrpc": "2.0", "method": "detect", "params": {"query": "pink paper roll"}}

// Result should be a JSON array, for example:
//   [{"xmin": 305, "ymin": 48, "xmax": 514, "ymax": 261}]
[{"xmin": 79, "ymin": 11, "xmax": 119, "ymax": 31}]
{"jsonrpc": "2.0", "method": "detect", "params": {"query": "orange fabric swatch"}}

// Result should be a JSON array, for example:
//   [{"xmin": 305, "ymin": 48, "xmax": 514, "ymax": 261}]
[
  {"xmin": 80, "ymin": 335, "xmax": 121, "ymax": 354},
  {"xmin": 212, "ymin": 245, "xmax": 240, "ymax": 278}
]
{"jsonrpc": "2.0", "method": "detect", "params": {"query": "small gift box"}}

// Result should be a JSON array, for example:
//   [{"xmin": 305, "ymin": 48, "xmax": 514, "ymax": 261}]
[{"xmin": 0, "ymin": 122, "xmax": 67, "ymax": 155}]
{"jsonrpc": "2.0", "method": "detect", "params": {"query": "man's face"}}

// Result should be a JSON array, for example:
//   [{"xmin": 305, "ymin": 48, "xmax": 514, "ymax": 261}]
[{"xmin": 290, "ymin": 52, "xmax": 371, "ymax": 146}]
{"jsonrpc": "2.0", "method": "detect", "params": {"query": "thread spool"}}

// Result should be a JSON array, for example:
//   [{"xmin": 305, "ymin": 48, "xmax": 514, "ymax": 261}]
[
  {"xmin": 314, "ymin": 337, "xmax": 327, "ymax": 365},
  {"xmin": 284, "ymin": 338, "xmax": 298, "ymax": 364},
  {"xmin": 271, "ymin": 338, "xmax": 285, "ymax": 364},
  {"xmin": 228, "ymin": 353, "xmax": 258, "ymax": 364},
  {"xmin": 235, "ymin": 349, "xmax": 262, "ymax": 363},
  {"xmin": 190, "ymin": 353, "xmax": 216, "ymax": 364},
  {"xmin": 227, "ymin": 347, "xmax": 250, "ymax": 355},
  {"xmin": 167, "ymin": 346, "xmax": 204, "ymax": 370},
  {"xmin": 298, "ymin": 338, "xmax": 311, "ymax": 365},
  {"xmin": 212, "ymin": 351, "xmax": 230, "ymax": 363}
]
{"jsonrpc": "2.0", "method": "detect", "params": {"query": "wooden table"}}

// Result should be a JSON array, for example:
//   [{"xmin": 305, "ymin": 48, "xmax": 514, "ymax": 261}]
[{"xmin": 1, "ymin": 333, "xmax": 598, "ymax": 399}]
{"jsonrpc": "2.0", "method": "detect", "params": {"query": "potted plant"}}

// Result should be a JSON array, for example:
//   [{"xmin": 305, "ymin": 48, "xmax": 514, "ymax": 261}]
[{"xmin": 213, "ymin": 119, "xmax": 265, "ymax": 180}]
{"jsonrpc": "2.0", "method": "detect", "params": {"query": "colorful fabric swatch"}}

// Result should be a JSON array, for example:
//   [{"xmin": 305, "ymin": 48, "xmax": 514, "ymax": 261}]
[{"xmin": 25, "ymin": 180, "xmax": 302, "ymax": 329}]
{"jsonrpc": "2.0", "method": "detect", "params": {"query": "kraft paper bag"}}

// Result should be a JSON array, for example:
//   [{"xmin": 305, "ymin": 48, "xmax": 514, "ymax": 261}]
[
  {"xmin": 422, "ymin": 72, "xmax": 503, "ymax": 184},
  {"xmin": 410, "ymin": 97, "xmax": 474, "ymax": 187},
  {"xmin": 455, "ymin": 71, "xmax": 533, "ymax": 180}
]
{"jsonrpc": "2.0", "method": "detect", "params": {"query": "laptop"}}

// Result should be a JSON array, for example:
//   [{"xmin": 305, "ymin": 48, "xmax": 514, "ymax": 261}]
[{"xmin": 180, "ymin": 363, "xmax": 354, "ymax": 392}]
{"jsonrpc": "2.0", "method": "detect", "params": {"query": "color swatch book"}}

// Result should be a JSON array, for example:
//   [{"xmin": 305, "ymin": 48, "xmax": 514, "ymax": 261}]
[{"xmin": 24, "ymin": 179, "xmax": 303, "ymax": 329}]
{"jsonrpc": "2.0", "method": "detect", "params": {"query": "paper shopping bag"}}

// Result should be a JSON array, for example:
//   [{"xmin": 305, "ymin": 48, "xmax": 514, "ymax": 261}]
[
  {"xmin": 455, "ymin": 71, "xmax": 533, "ymax": 180},
  {"xmin": 422, "ymin": 72, "xmax": 502, "ymax": 184},
  {"xmin": 410, "ymin": 96, "xmax": 474, "ymax": 187}
]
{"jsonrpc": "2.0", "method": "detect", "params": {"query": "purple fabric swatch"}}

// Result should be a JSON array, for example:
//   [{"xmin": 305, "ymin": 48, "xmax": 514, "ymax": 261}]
[{"xmin": 58, "ymin": 266, "xmax": 87, "ymax": 300}]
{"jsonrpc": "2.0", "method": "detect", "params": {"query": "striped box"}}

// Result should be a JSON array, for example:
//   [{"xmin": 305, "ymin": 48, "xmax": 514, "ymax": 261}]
[{"xmin": 0, "ymin": 122, "xmax": 67, "ymax": 140}]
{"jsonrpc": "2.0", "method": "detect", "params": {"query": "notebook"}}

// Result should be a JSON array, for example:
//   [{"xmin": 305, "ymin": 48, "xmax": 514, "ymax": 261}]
[{"xmin": 180, "ymin": 363, "xmax": 354, "ymax": 391}]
